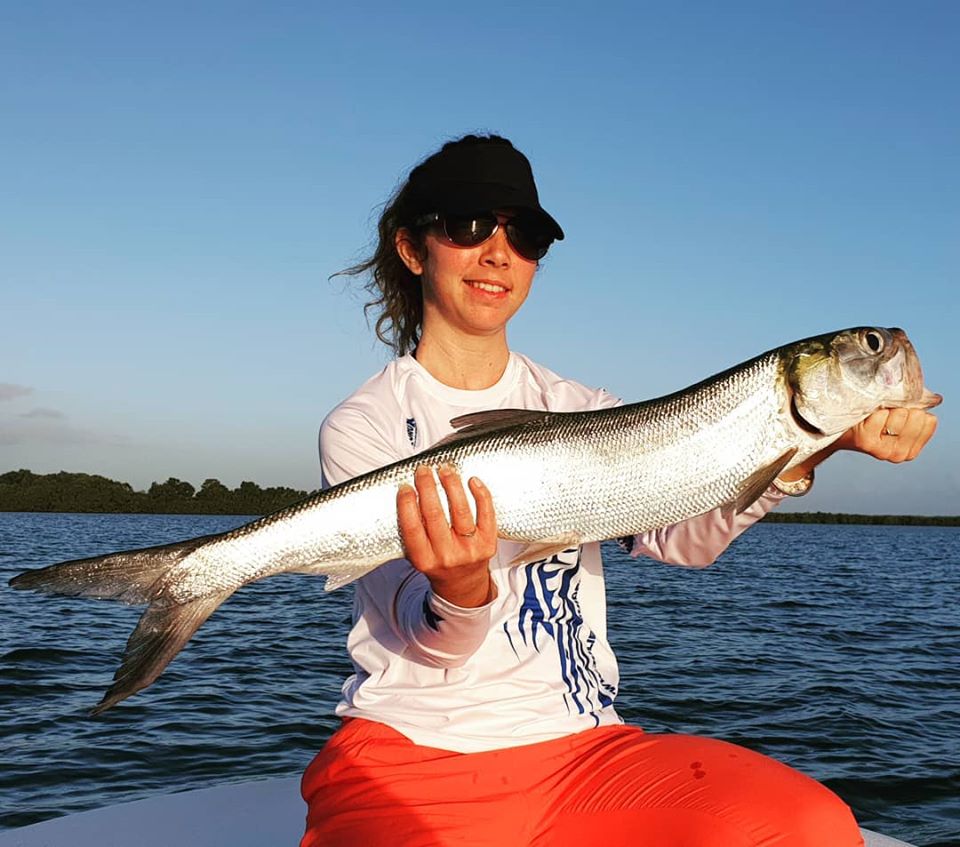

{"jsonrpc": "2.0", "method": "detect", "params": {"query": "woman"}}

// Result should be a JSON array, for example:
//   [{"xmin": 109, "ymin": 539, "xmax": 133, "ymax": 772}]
[{"xmin": 301, "ymin": 134, "xmax": 937, "ymax": 846}]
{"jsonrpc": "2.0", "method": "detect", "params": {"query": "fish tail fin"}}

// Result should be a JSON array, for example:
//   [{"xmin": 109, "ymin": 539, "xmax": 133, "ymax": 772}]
[
  {"xmin": 10, "ymin": 533, "xmax": 228, "ymax": 714},
  {"xmin": 8, "ymin": 534, "xmax": 218, "ymax": 603},
  {"xmin": 90, "ymin": 590, "xmax": 233, "ymax": 715}
]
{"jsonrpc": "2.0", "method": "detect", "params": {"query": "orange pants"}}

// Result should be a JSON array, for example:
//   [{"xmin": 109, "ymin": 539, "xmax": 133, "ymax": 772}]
[{"xmin": 301, "ymin": 718, "xmax": 863, "ymax": 847}]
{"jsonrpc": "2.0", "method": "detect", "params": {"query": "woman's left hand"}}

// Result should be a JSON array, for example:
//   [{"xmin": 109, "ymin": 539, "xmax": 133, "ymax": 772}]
[
  {"xmin": 833, "ymin": 407, "xmax": 938, "ymax": 463},
  {"xmin": 777, "ymin": 407, "xmax": 938, "ymax": 484}
]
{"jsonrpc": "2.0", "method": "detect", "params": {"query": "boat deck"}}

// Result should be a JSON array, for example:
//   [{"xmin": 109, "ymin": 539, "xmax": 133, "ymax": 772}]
[{"xmin": 0, "ymin": 776, "xmax": 916, "ymax": 846}]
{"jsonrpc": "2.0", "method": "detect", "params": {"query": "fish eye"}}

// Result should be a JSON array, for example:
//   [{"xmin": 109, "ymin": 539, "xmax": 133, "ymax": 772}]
[{"xmin": 862, "ymin": 329, "xmax": 885, "ymax": 354}]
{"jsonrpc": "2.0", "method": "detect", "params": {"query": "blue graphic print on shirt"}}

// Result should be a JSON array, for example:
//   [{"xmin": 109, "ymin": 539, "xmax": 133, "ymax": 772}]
[{"xmin": 502, "ymin": 548, "xmax": 616, "ymax": 723}]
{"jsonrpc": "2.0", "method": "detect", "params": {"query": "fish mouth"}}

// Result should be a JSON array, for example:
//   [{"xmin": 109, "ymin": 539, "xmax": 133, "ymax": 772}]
[{"xmin": 886, "ymin": 329, "xmax": 942, "ymax": 410}]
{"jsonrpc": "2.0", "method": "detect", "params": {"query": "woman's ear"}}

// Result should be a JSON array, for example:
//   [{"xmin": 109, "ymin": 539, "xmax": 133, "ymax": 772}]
[{"xmin": 395, "ymin": 228, "xmax": 425, "ymax": 276}]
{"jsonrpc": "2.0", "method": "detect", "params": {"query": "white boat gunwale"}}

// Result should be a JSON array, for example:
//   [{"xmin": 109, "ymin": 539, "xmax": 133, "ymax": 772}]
[{"xmin": 0, "ymin": 776, "xmax": 918, "ymax": 847}]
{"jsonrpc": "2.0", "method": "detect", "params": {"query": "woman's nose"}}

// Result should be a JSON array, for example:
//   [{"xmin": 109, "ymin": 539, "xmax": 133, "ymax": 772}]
[{"xmin": 478, "ymin": 226, "xmax": 511, "ymax": 267}]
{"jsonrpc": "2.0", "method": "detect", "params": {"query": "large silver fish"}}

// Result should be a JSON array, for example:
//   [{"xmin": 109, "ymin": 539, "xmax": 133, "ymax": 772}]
[{"xmin": 10, "ymin": 327, "xmax": 941, "ymax": 713}]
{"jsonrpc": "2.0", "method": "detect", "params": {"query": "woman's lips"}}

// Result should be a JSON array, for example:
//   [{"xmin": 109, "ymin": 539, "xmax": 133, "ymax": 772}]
[{"xmin": 465, "ymin": 279, "xmax": 509, "ymax": 294}]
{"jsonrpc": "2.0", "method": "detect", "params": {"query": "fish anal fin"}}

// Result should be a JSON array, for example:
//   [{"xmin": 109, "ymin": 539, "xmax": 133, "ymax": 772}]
[
  {"xmin": 509, "ymin": 534, "xmax": 582, "ymax": 567},
  {"xmin": 323, "ymin": 571, "xmax": 362, "ymax": 592},
  {"xmin": 285, "ymin": 560, "xmax": 383, "ymax": 592},
  {"xmin": 90, "ymin": 590, "xmax": 232, "ymax": 715},
  {"xmin": 723, "ymin": 448, "xmax": 798, "ymax": 517}
]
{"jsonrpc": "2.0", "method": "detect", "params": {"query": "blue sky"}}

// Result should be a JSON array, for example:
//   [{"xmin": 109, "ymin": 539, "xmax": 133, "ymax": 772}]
[{"xmin": 2, "ymin": 2, "xmax": 957, "ymax": 514}]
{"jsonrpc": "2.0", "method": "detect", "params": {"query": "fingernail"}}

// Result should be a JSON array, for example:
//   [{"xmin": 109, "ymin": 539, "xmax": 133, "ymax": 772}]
[
  {"xmin": 398, "ymin": 483, "xmax": 415, "ymax": 495},
  {"xmin": 469, "ymin": 477, "xmax": 485, "ymax": 489}
]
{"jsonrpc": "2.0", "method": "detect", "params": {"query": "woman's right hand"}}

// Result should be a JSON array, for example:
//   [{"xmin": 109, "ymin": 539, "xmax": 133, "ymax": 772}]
[{"xmin": 397, "ymin": 465, "xmax": 498, "ymax": 608}]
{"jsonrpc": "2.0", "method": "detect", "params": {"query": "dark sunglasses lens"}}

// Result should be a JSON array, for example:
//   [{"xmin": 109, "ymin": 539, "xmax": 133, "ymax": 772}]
[
  {"xmin": 506, "ymin": 219, "xmax": 552, "ymax": 261},
  {"xmin": 443, "ymin": 214, "xmax": 498, "ymax": 247}
]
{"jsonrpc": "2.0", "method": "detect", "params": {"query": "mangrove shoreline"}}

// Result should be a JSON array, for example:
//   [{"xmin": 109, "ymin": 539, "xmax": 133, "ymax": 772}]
[{"xmin": 0, "ymin": 469, "xmax": 956, "ymax": 526}]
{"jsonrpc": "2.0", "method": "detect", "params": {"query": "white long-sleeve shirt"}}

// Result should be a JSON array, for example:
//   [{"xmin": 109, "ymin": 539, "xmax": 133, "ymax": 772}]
[{"xmin": 320, "ymin": 352, "xmax": 783, "ymax": 753}]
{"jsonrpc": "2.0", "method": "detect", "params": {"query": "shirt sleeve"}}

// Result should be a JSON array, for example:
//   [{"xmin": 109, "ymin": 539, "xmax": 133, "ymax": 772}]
[
  {"xmin": 627, "ymin": 489, "xmax": 785, "ymax": 567},
  {"xmin": 320, "ymin": 406, "xmax": 495, "ymax": 668},
  {"xmin": 319, "ymin": 406, "xmax": 399, "ymax": 489}
]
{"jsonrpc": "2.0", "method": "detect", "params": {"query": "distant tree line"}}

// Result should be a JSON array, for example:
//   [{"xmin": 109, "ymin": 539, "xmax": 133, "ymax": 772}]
[
  {"xmin": 0, "ymin": 470, "xmax": 956, "ymax": 525},
  {"xmin": 761, "ymin": 510, "xmax": 959, "ymax": 527},
  {"xmin": 0, "ymin": 470, "xmax": 311, "ymax": 516}
]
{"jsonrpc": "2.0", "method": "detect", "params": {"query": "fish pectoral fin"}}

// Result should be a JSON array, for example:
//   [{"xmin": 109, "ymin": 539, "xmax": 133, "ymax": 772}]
[
  {"xmin": 723, "ymin": 448, "xmax": 799, "ymax": 517},
  {"xmin": 90, "ymin": 590, "xmax": 233, "ymax": 716},
  {"xmin": 509, "ymin": 534, "xmax": 583, "ymax": 567}
]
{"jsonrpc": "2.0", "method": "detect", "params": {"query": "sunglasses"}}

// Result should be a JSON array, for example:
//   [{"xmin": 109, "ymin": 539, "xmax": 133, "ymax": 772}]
[{"xmin": 414, "ymin": 211, "xmax": 554, "ymax": 262}]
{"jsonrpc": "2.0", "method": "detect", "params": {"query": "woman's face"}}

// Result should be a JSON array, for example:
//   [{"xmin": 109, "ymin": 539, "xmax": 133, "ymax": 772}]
[{"xmin": 396, "ymin": 212, "xmax": 538, "ymax": 343}]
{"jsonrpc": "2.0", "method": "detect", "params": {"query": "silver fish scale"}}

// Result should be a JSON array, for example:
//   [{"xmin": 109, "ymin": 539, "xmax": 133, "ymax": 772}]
[
  {"xmin": 167, "ymin": 350, "xmax": 797, "ymax": 600},
  {"xmin": 168, "ymin": 475, "xmax": 407, "ymax": 600},
  {"xmin": 449, "ymin": 351, "xmax": 793, "ymax": 545}
]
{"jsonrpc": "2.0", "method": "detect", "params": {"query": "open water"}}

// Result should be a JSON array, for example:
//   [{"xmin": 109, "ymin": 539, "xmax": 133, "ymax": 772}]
[{"xmin": 0, "ymin": 513, "xmax": 957, "ymax": 846}]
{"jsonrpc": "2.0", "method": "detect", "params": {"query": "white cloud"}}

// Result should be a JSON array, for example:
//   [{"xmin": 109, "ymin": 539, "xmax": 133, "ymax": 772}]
[
  {"xmin": 0, "ymin": 415, "xmax": 130, "ymax": 447},
  {"xmin": 19, "ymin": 407, "xmax": 66, "ymax": 419},
  {"xmin": 0, "ymin": 383, "xmax": 32, "ymax": 402}
]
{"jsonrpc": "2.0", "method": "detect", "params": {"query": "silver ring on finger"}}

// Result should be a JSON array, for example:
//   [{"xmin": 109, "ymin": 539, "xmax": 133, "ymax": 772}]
[
  {"xmin": 882, "ymin": 428, "xmax": 899, "ymax": 437},
  {"xmin": 456, "ymin": 527, "xmax": 477, "ymax": 538}
]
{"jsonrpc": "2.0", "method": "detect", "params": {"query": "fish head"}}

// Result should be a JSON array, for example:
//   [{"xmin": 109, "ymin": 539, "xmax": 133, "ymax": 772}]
[{"xmin": 785, "ymin": 327, "xmax": 942, "ymax": 435}]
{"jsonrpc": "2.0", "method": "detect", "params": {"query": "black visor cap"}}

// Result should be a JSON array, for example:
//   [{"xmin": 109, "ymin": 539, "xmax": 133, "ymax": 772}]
[{"xmin": 408, "ymin": 142, "xmax": 564, "ymax": 241}]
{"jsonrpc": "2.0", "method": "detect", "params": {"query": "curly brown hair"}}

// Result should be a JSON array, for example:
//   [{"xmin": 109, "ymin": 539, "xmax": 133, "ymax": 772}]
[{"xmin": 338, "ymin": 133, "xmax": 517, "ymax": 356}]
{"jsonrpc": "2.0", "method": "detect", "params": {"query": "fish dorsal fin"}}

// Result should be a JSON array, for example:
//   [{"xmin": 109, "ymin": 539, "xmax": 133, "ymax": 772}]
[
  {"xmin": 432, "ymin": 409, "xmax": 554, "ymax": 449},
  {"xmin": 722, "ymin": 448, "xmax": 798, "ymax": 517},
  {"xmin": 508, "ymin": 533, "xmax": 583, "ymax": 567}
]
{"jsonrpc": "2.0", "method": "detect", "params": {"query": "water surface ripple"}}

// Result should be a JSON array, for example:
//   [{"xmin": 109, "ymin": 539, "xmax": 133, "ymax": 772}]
[{"xmin": 1, "ymin": 514, "xmax": 957, "ymax": 846}]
